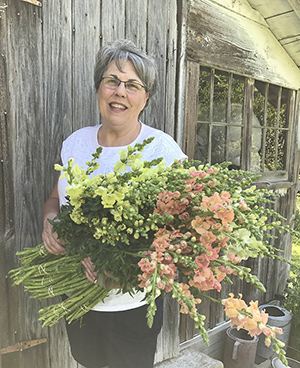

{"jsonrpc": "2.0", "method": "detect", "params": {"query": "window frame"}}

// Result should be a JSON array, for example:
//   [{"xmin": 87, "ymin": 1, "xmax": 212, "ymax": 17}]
[{"xmin": 183, "ymin": 62, "xmax": 297, "ymax": 185}]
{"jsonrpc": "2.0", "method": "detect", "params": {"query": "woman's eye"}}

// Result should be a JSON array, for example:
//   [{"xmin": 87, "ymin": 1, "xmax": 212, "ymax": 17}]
[
  {"xmin": 107, "ymin": 79, "xmax": 119, "ymax": 87},
  {"xmin": 126, "ymin": 83, "xmax": 140, "ymax": 90}
]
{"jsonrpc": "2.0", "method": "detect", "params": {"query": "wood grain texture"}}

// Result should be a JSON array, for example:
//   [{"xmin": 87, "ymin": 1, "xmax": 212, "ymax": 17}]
[
  {"xmin": 101, "ymin": 0, "xmax": 126, "ymax": 44},
  {"xmin": 43, "ymin": 0, "xmax": 73, "ymax": 196},
  {"xmin": 183, "ymin": 60, "xmax": 199, "ymax": 159},
  {"xmin": 3, "ymin": 1, "xmax": 49, "ymax": 368},
  {"xmin": 125, "ymin": 0, "xmax": 147, "ymax": 49},
  {"xmin": 144, "ymin": 0, "xmax": 168, "ymax": 131},
  {"xmin": 0, "ymin": 4, "xmax": 11, "ymax": 365},
  {"xmin": 187, "ymin": 0, "xmax": 300, "ymax": 89},
  {"xmin": 73, "ymin": 0, "xmax": 101, "ymax": 132}
]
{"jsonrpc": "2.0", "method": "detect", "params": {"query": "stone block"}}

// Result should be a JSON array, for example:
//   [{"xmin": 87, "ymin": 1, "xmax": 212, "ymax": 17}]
[{"xmin": 154, "ymin": 350, "xmax": 224, "ymax": 368}]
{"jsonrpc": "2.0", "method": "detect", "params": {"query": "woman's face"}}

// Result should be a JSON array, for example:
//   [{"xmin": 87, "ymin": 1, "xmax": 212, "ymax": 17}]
[{"xmin": 97, "ymin": 60, "xmax": 149, "ymax": 129}]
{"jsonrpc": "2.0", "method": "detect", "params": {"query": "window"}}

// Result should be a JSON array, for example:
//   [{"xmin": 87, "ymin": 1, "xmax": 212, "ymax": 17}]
[{"xmin": 196, "ymin": 67, "xmax": 295, "ymax": 181}]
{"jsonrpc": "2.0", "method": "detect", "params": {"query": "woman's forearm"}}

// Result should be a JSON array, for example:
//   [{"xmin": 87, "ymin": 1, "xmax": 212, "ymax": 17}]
[{"xmin": 43, "ymin": 197, "xmax": 60, "ymax": 225}]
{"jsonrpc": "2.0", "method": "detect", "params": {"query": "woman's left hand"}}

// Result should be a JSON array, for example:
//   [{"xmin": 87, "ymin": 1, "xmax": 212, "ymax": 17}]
[
  {"xmin": 82, "ymin": 257, "xmax": 98, "ymax": 284},
  {"xmin": 81, "ymin": 257, "xmax": 121, "ymax": 289}
]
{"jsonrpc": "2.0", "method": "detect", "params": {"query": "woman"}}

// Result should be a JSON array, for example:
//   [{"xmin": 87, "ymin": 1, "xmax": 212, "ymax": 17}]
[{"xmin": 42, "ymin": 39, "xmax": 187, "ymax": 368}]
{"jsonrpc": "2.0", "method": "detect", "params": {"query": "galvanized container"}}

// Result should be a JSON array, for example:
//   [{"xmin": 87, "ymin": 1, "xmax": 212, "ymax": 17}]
[
  {"xmin": 256, "ymin": 304, "xmax": 292, "ymax": 360},
  {"xmin": 223, "ymin": 327, "xmax": 258, "ymax": 368}
]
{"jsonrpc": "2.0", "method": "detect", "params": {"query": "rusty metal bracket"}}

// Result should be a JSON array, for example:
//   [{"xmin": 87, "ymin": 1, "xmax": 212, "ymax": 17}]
[
  {"xmin": 20, "ymin": 0, "xmax": 42, "ymax": 6},
  {"xmin": 1, "ymin": 338, "xmax": 47, "ymax": 355}
]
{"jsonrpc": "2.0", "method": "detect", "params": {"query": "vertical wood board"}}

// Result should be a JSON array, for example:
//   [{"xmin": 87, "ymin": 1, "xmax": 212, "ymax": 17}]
[
  {"xmin": 73, "ymin": 0, "xmax": 101, "ymax": 132},
  {"xmin": 101, "ymin": 0, "xmax": 126, "ymax": 44},
  {"xmin": 164, "ymin": 0, "xmax": 178, "ymax": 137},
  {"xmin": 183, "ymin": 60, "xmax": 199, "ymax": 159},
  {"xmin": 42, "ymin": 0, "xmax": 73, "ymax": 196},
  {"xmin": 124, "ymin": 0, "xmax": 148, "ymax": 50},
  {"xmin": 144, "ymin": 0, "xmax": 168, "ymax": 130},
  {"xmin": 3, "ymin": 1, "xmax": 49, "ymax": 367}
]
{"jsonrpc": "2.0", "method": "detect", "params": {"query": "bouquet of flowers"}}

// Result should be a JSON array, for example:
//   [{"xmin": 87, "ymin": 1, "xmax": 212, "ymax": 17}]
[{"xmin": 10, "ymin": 137, "xmax": 292, "ymax": 364}]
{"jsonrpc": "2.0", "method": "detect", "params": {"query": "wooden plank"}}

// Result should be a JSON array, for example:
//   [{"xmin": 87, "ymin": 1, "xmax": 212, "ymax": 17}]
[
  {"xmin": 101, "ymin": 0, "xmax": 126, "ymax": 44},
  {"xmin": 187, "ymin": 0, "xmax": 300, "ymax": 89},
  {"xmin": 266, "ymin": 11, "xmax": 300, "ymax": 41},
  {"xmin": 144, "ymin": 0, "xmax": 168, "ymax": 131},
  {"xmin": 73, "ymin": 0, "xmax": 102, "ymax": 132},
  {"xmin": 4, "ymin": 1, "xmax": 49, "ymax": 367},
  {"xmin": 180, "ymin": 320, "xmax": 231, "ymax": 360},
  {"xmin": 42, "ymin": 0, "xmax": 73, "ymax": 195},
  {"xmin": 124, "ymin": 0, "xmax": 147, "ymax": 49},
  {"xmin": 183, "ymin": 60, "xmax": 199, "ymax": 159},
  {"xmin": 282, "ymin": 37, "xmax": 300, "ymax": 69},
  {"xmin": 123, "ymin": 0, "xmax": 147, "ymax": 123},
  {"xmin": 155, "ymin": 296, "xmax": 180, "ymax": 364},
  {"xmin": 0, "ymin": 4, "xmax": 10, "ymax": 366},
  {"xmin": 176, "ymin": 0, "xmax": 188, "ymax": 148},
  {"xmin": 164, "ymin": 0, "xmax": 178, "ymax": 137},
  {"xmin": 0, "ymin": 0, "xmax": 14, "ymax": 239},
  {"xmin": 248, "ymin": 0, "xmax": 293, "ymax": 18}
]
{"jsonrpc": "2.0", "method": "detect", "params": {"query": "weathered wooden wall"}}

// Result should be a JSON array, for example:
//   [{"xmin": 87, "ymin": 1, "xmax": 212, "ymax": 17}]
[
  {"xmin": 187, "ymin": 0, "xmax": 300, "ymax": 90},
  {"xmin": 178, "ymin": 0, "xmax": 300, "ymax": 343},
  {"xmin": 0, "ymin": 0, "xmax": 180, "ymax": 367}
]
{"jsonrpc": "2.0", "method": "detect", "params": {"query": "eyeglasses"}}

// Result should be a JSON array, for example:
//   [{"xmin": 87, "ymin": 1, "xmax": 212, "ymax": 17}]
[{"xmin": 100, "ymin": 76, "xmax": 147, "ymax": 93}]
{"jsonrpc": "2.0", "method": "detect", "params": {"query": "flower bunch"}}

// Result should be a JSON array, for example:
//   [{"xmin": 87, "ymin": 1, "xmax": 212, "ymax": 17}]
[
  {"xmin": 224, "ymin": 294, "xmax": 287, "ymax": 363},
  {"xmin": 10, "ymin": 137, "xmax": 293, "ymax": 364}
]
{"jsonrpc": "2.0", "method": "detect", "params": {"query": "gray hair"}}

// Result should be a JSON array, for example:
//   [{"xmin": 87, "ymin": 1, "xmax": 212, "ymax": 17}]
[{"xmin": 94, "ymin": 39, "xmax": 158, "ymax": 104}]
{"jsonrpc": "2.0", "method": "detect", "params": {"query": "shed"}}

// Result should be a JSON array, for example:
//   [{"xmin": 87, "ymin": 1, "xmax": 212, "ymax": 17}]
[{"xmin": 1, "ymin": 0, "xmax": 300, "ymax": 367}]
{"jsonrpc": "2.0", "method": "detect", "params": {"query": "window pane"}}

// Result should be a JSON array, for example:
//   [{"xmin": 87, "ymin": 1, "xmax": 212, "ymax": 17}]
[
  {"xmin": 213, "ymin": 71, "xmax": 228, "ymax": 123},
  {"xmin": 265, "ymin": 128, "xmax": 276, "ymax": 170},
  {"xmin": 278, "ymin": 130, "xmax": 286, "ymax": 170},
  {"xmin": 198, "ymin": 68, "xmax": 211, "ymax": 122},
  {"xmin": 231, "ymin": 76, "xmax": 244, "ymax": 107},
  {"xmin": 211, "ymin": 125, "xmax": 226, "ymax": 164},
  {"xmin": 251, "ymin": 126, "xmax": 262, "ymax": 172},
  {"xmin": 196, "ymin": 122, "xmax": 209, "ymax": 163},
  {"xmin": 253, "ymin": 82, "xmax": 265, "ymax": 172},
  {"xmin": 228, "ymin": 104, "xmax": 243, "ymax": 168},
  {"xmin": 195, "ymin": 66, "xmax": 292, "ymax": 176}
]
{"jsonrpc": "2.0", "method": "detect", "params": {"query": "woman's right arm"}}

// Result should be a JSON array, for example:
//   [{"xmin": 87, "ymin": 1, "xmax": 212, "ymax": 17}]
[{"xmin": 42, "ymin": 177, "xmax": 66, "ymax": 255}]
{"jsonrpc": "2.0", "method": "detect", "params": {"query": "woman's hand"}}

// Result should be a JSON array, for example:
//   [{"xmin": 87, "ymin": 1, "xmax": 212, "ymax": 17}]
[
  {"xmin": 81, "ymin": 257, "xmax": 121, "ymax": 289},
  {"xmin": 42, "ymin": 216, "xmax": 66, "ymax": 255},
  {"xmin": 82, "ymin": 257, "xmax": 98, "ymax": 284},
  {"xmin": 42, "ymin": 178, "xmax": 65, "ymax": 255}
]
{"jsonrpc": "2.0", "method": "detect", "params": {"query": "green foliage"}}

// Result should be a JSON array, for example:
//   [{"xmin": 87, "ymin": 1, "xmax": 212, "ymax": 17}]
[{"xmin": 282, "ymin": 195, "xmax": 300, "ymax": 360}]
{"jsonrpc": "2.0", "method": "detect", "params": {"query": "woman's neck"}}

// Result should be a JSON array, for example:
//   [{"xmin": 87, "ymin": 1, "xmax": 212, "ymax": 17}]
[{"xmin": 97, "ymin": 121, "xmax": 141, "ymax": 147}]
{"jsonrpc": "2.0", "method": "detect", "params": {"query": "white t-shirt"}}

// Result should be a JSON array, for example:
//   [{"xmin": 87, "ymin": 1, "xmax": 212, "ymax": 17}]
[{"xmin": 58, "ymin": 122, "xmax": 187, "ymax": 311}]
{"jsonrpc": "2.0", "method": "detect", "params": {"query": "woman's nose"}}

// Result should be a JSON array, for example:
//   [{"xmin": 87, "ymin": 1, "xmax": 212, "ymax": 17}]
[{"xmin": 114, "ymin": 82, "xmax": 127, "ymax": 96}]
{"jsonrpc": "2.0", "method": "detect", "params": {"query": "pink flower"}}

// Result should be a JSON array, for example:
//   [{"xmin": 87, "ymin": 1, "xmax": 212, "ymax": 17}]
[
  {"xmin": 138, "ymin": 258, "xmax": 157, "ymax": 273},
  {"xmin": 152, "ymin": 237, "xmax": 170, "ymax": 252},
  {"xmin": 200, "ymin": 231, "xmax": 217, "ymax": 246},
  {"xmin": 220, "ymin": 191, "xmax": 232, "ymax": 203},
  {"xmin": 179, "ymin": 211, "xmax": 190, "ymax": 221},
  {"xmin": 239, "ymin": 200, "xmax": 247, "ymax": 211}
]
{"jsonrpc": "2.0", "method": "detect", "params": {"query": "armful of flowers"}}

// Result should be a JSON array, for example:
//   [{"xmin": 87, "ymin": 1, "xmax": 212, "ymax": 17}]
[{"xmin": 9, "ymin": 137, "xmax": 295, "ymax": 365}]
